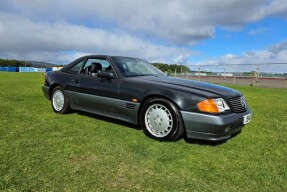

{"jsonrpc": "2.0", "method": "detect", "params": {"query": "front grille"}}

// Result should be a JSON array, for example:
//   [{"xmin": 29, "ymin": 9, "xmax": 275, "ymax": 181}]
[
  {"xmin": 225, "ymin": 123, "xmax": 244, "ymax": 132},
  {"xmin": 229, "ymin": 96, "xmax": 247, "ymax": 113}
]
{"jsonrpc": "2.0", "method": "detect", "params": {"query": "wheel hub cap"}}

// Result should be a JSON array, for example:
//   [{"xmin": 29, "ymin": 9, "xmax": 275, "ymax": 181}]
[
  {"xmin": 52, "ymin": 90, "xmax": 64, "ymax": 111},
  {"xmin": 145, "ymin": 104, "xmax": 173, "ymax": 137}
]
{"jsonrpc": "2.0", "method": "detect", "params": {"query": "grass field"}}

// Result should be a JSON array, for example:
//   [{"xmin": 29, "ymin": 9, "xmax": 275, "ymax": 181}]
[{"xmin": 0, "ymin": 72, "xmax": 286, "ymax": 191}]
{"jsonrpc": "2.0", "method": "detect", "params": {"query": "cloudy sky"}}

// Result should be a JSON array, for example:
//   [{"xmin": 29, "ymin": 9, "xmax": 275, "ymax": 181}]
[{"xmin": 0, "ymin": 0, "xmax": 287, "ymax": 72}]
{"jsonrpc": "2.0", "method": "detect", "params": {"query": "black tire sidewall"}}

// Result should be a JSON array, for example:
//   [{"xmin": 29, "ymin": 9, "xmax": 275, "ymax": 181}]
[
  {"xmin": 51, "ymin": 86, "xmax": 69, "ymax": 114},
  {"xmin": 140, "ymin": 98, "xmax": 183, "ymax": 141}
]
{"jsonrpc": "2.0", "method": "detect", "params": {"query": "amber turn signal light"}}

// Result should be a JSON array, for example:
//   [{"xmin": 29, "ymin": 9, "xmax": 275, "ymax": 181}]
[{"xmin": 197, "ymin": 99, "xmax": 219, "ymax": 113}]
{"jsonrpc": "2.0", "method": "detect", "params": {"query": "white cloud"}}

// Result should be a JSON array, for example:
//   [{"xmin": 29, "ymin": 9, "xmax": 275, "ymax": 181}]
[
  {"xmin": 188, "ymin": 40, "xmax": 287, "ymax": 73},
  {"xmin": 174, "ymin": 54, "xmax": 189, "ymax": 64},
  {"xmin": 248, "ymin": 27, "xmax": 268, "ymax": 35},
  {"xmin": 0, "ymin": 0, "xmax": 287, "ymax": 65},
  {"xmin": 2, "ymin": 0, "xmax": 287, "ymax": 45},
  {"xmin": 265, "ymin": 0, "xmax": 287, "ymax": 17},
  {"xmin": 0, "ymin": 12, "xmax": 194, "ymax": 63}
]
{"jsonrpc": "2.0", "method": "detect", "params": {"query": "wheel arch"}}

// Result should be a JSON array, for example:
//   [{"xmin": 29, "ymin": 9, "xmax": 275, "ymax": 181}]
[{"xmin": 49, "ymin": 83, "xmax": 62, "ymax": 99}]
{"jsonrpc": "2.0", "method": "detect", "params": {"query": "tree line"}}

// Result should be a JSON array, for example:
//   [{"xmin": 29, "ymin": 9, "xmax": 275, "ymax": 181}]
[
  {"xmin": 151, "ymin": 63, "xmax": 191, "ymax": 74},
  {"xmin": 0, "ymin": 59, "xmax": 32, "ymax": 67}
]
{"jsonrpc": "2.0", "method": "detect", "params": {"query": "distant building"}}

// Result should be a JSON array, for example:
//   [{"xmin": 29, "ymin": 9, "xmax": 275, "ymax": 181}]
[
  {"xmin": 195, "ymin": 72, "xmax": 207, "ymax": 76},
  {"xmin": 217, "ymin": 73, "xmax": 233, "ymax": 77},
  {"xmin": 52, "ymin": 67, "xmax": 63, "ymax": 71}
]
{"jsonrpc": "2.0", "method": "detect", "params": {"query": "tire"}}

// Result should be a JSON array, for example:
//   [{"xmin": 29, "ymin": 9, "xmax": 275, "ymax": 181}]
[
  {"xmin": 51, "ymin": 86, "xmax": 70, "ymax": 114},
  {"xmin": 140, "ymin": 98, "xmax": 184, "ymax": 141}
]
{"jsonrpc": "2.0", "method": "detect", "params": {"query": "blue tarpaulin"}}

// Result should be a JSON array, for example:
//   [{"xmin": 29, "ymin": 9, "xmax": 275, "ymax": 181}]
[
  {"xmin": 7, "ymin": 66, "xmax": 17, "ymax": 72},
  {"xmin": 0, "ymin": 67, "xmax": 7, "ymax": 71},
  {"xmin": 0, "ymin": 66, "xmax": 17, "ymax": 72}
]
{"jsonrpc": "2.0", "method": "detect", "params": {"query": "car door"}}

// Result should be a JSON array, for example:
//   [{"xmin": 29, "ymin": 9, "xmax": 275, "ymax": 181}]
[{"xmin": 67, "ymin": 57, "xmax": 119, "ymax": 115}]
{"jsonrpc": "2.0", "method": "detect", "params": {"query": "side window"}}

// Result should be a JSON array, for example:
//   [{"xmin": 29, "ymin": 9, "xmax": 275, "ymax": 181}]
[
  {"xmin": 67, "ymin": 60, "xmax": 85, "ymax": 73},
  {"xmin": 90, "ymin": 59, "xmax": 111, "ymax": 70},
  {"xmin": 83, "ymin": 59, "xmax": 95, "ymax": 69},
  {"xmin": 82, "ymin": 58, "xmax": 115, "ymax": 75},
  {"xmin": 81, "ymin": 59, "xmax": 92, "ymax": 75}
]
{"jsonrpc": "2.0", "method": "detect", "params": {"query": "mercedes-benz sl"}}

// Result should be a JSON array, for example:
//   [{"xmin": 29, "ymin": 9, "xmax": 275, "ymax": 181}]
[{"xmin": 42, "ymin": 55, "xmax": 251, "ymax": 141}]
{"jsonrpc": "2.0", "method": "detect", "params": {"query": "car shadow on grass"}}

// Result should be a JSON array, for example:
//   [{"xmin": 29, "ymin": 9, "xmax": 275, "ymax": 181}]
[
  {"xmin": 183, "ymin": 130, "xmax": 242, "ymax": 146},
  {"xmin": 74, "ymin": 111, "xmax": 241, "ymax": 146},
  {"xmin": 76, "ymin": 111, "xmax": 141, "ymax": 130},
  {"xmin": 184, "ymin": 137, "xmax": 227, "ymax": 146}
]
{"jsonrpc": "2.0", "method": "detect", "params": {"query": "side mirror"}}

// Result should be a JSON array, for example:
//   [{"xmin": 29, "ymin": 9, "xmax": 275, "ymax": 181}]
[{"xmin": 97, "ymin": 70, "xmax": 116, "ymax": 79}]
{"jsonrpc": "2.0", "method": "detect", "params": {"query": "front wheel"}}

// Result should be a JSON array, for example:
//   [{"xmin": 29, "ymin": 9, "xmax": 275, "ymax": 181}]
[
  {"xmin": 140, "ymin": 98, "xmax": 184, "ymax": 141},
  {"xmin": 51, "ymin": 86, "xmax": 70, "ymax": 114}
]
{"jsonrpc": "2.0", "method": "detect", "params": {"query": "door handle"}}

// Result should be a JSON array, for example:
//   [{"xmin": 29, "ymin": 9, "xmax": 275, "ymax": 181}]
[{"xmin": 72, "ymin": 79, "xmax": 79, "ymax": 84}]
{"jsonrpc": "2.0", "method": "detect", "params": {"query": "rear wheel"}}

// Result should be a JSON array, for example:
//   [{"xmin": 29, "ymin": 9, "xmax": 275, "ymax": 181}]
[
  {"xmin": 140, "ymin": 98, "xmax": 184, "ymax": 141},
  {"xmin": 51, "ymin": 86, "xmax": 70, "ymax": 114}
]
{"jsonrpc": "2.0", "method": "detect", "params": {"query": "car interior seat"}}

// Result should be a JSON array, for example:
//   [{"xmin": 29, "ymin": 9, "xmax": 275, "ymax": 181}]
[{"xmin": 90, "ymin": 62, "xmax": 102, "ymax": 76}]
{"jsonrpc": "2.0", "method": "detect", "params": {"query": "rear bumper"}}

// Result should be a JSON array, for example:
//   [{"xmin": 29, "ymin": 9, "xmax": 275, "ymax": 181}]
[
  {"xmin": 181, "ymin": 109, "xmax": 251, "ymax": 141},
  {"xmin": 42, "ymin": 85, "xmax": 50, "ymax": 100}
]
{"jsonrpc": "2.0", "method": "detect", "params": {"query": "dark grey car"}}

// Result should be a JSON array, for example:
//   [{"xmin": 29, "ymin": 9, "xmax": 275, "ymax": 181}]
[{"xmin": 42, "ymin": 55, "xmax": 251, "ymax": 141}]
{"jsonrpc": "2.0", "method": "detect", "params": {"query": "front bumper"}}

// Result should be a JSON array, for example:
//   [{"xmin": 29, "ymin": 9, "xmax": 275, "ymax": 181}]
[{"xmin": 181, "ymin": 109, "xmax": 251, "ymax": 141}]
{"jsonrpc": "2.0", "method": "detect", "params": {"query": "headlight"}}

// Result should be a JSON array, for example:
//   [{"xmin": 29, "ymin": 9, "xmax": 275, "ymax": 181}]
[{"xmin": 197, "ymin": 98, "xmax": 230, "ymax": 113}]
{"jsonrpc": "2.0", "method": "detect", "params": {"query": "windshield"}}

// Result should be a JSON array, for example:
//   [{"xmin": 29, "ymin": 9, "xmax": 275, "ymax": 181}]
[{"xmin": 112, "ymin": 57, "xmax": 166, "ymax": 77}]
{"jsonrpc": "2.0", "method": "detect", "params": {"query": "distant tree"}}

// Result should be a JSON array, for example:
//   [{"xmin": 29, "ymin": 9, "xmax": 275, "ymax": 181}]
[
  {"xmin": 167, "ymin": 69, "xmax": 173, "ymax": 75},
  {"xmin": 0, "ymin": 58, "xmax": 32, "ymax": 67},
  {"xmin": 151, "ymin": 63, "xmax": 191, "ymax": 73},
  {"xmin": 0, "ymin": 59, "xmax": 7, "ymax": 66}
]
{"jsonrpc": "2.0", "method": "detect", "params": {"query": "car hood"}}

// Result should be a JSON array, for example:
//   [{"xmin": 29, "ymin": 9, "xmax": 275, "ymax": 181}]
[{"xmin": 134, "ymin": 76, "xmax": 241, "ymax": 98}]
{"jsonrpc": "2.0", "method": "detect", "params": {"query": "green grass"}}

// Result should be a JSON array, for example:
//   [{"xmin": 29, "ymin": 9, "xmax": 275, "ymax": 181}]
[{"xmin": 0, "ymin": 72, "xmax": 286, "ymax": 191}]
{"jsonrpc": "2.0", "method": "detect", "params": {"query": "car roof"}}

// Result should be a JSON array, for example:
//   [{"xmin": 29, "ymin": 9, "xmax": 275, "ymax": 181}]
[{"xmin": 84, "ymin": 55, "xmax": 144, "ymax": 60}]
